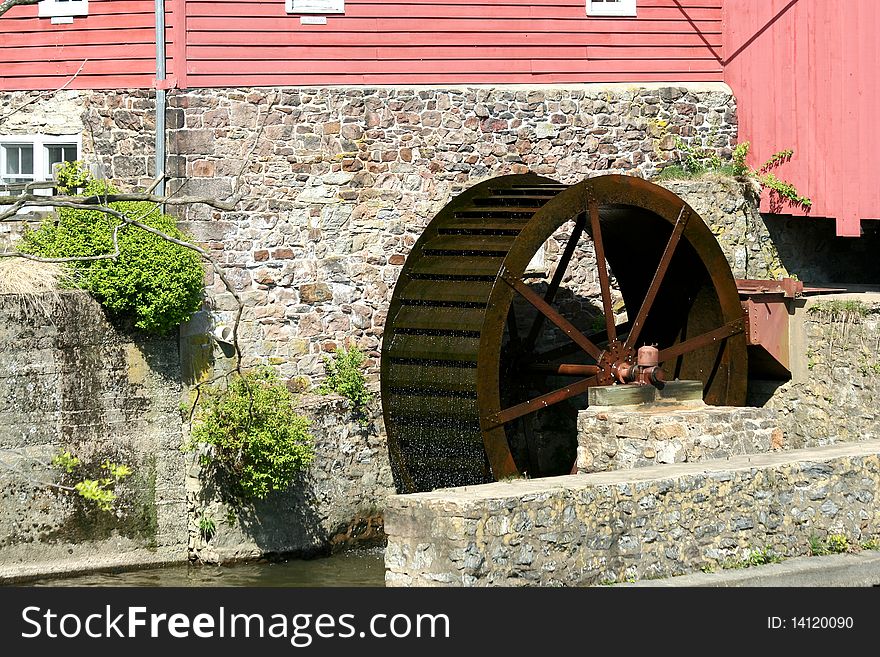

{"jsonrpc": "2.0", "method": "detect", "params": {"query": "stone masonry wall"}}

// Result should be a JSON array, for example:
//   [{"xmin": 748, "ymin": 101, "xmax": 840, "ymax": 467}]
[
  {"xmin": 0, "ymin": 291, "xmax": 187, "ymax": 578},
  {"xmin": 189, "ymin": 394, "xmax": 395, "ymax": 564},
  {"xmin": 751, "ymin": 294, "xmax": 880, "ymax": 449},
  {"xmin": 164, "ymin": 84, "xmax": 737, "ymax": 383},
  {"xmin": 384, "ymin": 440, "xmax": 880, "ymax": 586},
  {"xmin": 661, "ymin": 178, "xmax": 788, "ymax": 280},
  {"xmin": 577, "ymin": 403, "xmax": 783, "ymax": 473}
]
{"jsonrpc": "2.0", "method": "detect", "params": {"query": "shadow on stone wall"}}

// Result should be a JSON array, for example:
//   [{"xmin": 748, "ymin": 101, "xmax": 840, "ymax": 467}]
[{"xmin": 764, "ymin": 214, "xmax": 880, "ymax": 285}]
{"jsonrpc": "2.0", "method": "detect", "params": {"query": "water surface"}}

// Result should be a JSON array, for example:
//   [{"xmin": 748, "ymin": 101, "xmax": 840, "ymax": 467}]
[{"xmin": 28, "ymin": 549, "xmax": 386, "ymax": 587}]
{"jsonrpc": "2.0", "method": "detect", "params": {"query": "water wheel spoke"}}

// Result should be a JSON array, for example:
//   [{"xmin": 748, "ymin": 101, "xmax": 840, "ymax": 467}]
[
  {"xmin": 657, "ymin": 318, "xmax": 745, "ymax": 363},
  {"xmin": 526, "ymin": 320, "xmax": 631, "ymax": 364},
  {"xmin": 586, "ymin": 186, "xmax": 617, "ymax": 342},
  {"xmin": 487, "ymin": 375, "xmax": 599, "ymax": 427},
  {"xmin": 523, "ymin": 214, "xmax": 586, "ymax": 352},
  {"xmin": 500, "ymin": 267, "xmax": 603, "ymax": 361},
  {"xmin": 625, "ymin": 205, "xmax": 691, "ymax": 350}
]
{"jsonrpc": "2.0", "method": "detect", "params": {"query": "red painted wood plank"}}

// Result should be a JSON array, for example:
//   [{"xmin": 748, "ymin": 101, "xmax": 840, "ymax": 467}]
[
  {"xmin": 186, "ymin": 30, "xmax": 720, "ymax": 48},
  {"xmin": 186, "ymin": 56, "xmax": 721, "ymax": 76},
  {"xmin": 186, "ymin": 16, "xmax": 721, "ymax": 33},
  {"xmin": 0, "ymin": 44, "xmax": 157, "ymax": 63},
  {"xmin": 3, "ymin": 75, "xmax": 157, "ymax": 91},
  {"xmin": 188, "ymin": 71, "xmax": 721, "ymax": 88},
  {"xmin": 183, "ymin": 3, "xmax": 720, "ymax": 21},
  {"xmin": 186, "ymin": 43, "xmax": 718, "ymax": 61},
  {"xmin": 0, "ymin": 28, "xmax": 158, "ymax": 48}
]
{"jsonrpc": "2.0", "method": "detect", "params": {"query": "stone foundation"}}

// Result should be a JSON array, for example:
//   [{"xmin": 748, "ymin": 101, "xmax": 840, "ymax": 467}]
[
  {"xmin": 384, "ymin": 440, "xmax": 880, "ymax": 587},
  {"xmin": 577, "ymin": 402, "xmax": 783, "ymax": 473}
]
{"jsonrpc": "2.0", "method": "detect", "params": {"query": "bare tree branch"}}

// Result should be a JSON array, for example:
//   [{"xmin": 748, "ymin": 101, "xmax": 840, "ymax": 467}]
[{"xmin": 0, "ymin": 191, "xmax": 241, "ymax": 212}]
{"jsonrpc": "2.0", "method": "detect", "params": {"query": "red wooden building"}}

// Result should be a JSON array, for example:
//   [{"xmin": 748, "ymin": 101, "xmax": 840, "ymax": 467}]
[{"xmin": 1, "ymin": 0, "xmax": 877, "ymax": 236}]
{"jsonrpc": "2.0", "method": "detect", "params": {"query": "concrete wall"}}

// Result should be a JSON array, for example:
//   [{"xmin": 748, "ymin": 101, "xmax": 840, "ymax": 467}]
[
  {"xmin": 384, "ymin": 440, "xmax": 880, "ymax": 586},
  {"xmin": 0, "ymin": 291, "xmax": 187, "ymax": 578},
  {"xmin": 0, "ymin": 291, "xmax": 394, "ymax": 579}
]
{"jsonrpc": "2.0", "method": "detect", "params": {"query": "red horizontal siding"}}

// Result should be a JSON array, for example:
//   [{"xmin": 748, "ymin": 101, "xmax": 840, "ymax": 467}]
[
  {"xmin": 0, "ymin": 0, "xmax": 177, "ymax": 90},
  {"xmin": 182, "ymin": 0, "xmax": 724, "ymax": 86},
  {"xmin": 1, "ymin": 0, "xmax": 722, "ymax": 89},
  {"xmin": 723, "ymin": 0, "xmax": 880, "ymax": 236}
]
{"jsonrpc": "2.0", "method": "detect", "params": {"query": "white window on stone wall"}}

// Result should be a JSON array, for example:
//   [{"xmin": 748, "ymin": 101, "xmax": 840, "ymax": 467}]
[
  {"xmin": 0, "ymin": 135, "xmax": 81, "ymax": 196},
  {"xmin": 586, "ymin": 0, "xmax": 636, "ymax": 17},
  {"xmin": 38, "ymin": 0, "xmax": 89, "ymax": 25}
]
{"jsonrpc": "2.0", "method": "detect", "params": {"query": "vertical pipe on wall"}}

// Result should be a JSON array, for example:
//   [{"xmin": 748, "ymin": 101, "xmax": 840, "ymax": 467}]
[{"xmin": 154, "ymin": 0, "xmax": 167, "ymax": 197}]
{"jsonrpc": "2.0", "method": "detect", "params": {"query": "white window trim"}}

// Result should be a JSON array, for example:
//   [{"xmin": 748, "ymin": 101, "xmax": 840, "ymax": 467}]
[
  {"xmin": 38, "ymin": 0, "xmax": 89, "ymax": 19},
  {"xmin": 1, "ymin": 134, "xmax": 82, "ymax": 202},
  {"xmin": 586, "ymin": 0, "xmax": 637, "ymax": 17}
]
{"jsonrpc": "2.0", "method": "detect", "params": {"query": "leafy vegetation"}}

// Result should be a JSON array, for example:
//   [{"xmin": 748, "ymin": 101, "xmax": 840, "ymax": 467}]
[
  {"xmin": 198, "ymin": 513, "xmax": 217, "ymax": 542},
  {"xmin": 19, "ymin": 177, "xmax": 205, "ymax": 334},
  {"xmin": 318, "ymin": 345, "xmax": 373, "ymax": 421},
  {"xmin": 51, "ymin": 450, "xmax": 132, "ymax": 512},
  {"xmin": 721, "ymin": 546, "xmax": 783, "ymax": 570},
  {"xmin": 808, "ymin": 299, "xmax": 870, "ymax": 322},
  {"xmin": 810, "ymin": 533, "xmax": 855, "ymax": 556},
  {"xmin": 188, "ymin": 369, "xmax": 314, "ymax": 503},
  {"xmin": 655, "ymin": 139, "xmax": 811, "ymax": 210}
]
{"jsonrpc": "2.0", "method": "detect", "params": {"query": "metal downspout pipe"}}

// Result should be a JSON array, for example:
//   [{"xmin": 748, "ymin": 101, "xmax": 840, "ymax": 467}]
[{"xmin": 154, "ymin": 0, "xmax": 167, "ymax": 197}]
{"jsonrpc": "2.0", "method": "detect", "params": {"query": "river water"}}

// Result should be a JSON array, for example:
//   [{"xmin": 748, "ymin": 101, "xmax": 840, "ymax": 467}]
[{"xmin": 26, "ymin": 549, "xmax": 386, "ymax": 587}]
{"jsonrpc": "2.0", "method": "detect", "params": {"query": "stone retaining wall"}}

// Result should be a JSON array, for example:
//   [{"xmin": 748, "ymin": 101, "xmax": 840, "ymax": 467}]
[
  {"xmin": 752, "ymin": 294, "xmax": 880, "ymax": 449},
  {"xmin": 384, "ymin": 440, "xmax": 880, "ymax": 586}
]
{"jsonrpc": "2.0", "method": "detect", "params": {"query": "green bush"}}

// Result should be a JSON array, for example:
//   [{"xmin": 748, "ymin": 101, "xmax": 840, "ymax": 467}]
[
  {"xmin": 19, "ymin": 179, "xmax": 204, "ymax": 334},
  {"xmin": 189, "ymin": 369, "xmax": 314, "ymax": 502},
  {"xmin": 318, "ymin": 345, "xmax": 373, "ymax": 418}
]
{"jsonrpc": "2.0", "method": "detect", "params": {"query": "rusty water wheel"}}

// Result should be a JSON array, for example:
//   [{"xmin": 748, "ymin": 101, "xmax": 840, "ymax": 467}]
[{"xmin": 381, "ymin": 173, "xmax": 747, "ymax": 493}]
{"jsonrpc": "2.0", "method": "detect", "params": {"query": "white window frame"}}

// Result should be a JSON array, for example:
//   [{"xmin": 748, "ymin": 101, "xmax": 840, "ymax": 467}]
[
  {"xmin": 0, "ymin": 134, "xmax": 82, "ymax": 198},
  {"xmin": 39, "ymin": 0, "xmax": 89, "ymax": 21},
  {"xmin": 586, "ymin": 0, "xmax": 636, "ymax": 17}
]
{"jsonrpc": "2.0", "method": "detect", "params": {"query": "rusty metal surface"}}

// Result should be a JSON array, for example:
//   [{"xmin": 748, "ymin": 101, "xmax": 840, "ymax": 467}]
[
  {"xmin": 737, "ymin": 277, "xmax": 801, "ymax": 378},
  {"xmin": 381, "ymin": 173, "xmax": 748, "ymax": 493}
]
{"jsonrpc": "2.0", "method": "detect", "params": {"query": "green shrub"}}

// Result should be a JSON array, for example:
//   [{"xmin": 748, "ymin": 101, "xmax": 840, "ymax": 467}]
[
  {"xmin": 19, "ymin": 179, "xmax": 204, "ymax": 334},
  {"xmin": 189, "ymin": 369, "xmax": 314, "ymax": 502},
  {"xmin": 318, "ymin": 345, "xmax": 373, "ymax": 419}
]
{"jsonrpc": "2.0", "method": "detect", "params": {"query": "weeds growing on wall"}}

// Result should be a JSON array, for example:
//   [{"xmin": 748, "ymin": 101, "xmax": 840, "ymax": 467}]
[
  {"xmin": 319, "ymin": 345, "xmax": 373, "ymax": 423},
  {"xmin": 188, "ymin": 368, "xmax": 314, "ymax": 503},
  {"xmin": 19, "ymin": 176, "xmax": 205, "ymax": 334},
  {"xmin": 52, "ymin": 450, "xmax": 132, "ymax": 512},
  {"xmin": 655, "ymin": 140, "xmax": 812, "ymax": 210}
]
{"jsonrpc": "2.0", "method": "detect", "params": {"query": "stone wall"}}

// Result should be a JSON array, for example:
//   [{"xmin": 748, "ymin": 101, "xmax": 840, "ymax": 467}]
[
  {"xmin": 577, "ymin": 403, "xmax": 782, "ymax": 473},
  {"xmin": 751, "ymin": 294, "xmax": 880, "ymax": 449},
  {"xmin": 384, "ymin": 440, "xmax": 880, "ymax": 586},
  {"xmin": 0, "ymin": 291, "xmax": 187, "ymax": 577},
  {"xmin": 164, "ymin": 83, "xmax": 737, "ymax": 383},
  {"xmin": 189, "ymin": 394, "xmax": 395, "ymax": 564},
  {"xmin": 661, "ymin": 178, "xmax": 788, "ymax": 280}
]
